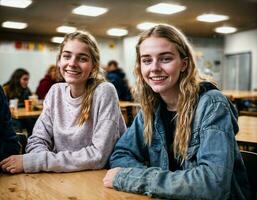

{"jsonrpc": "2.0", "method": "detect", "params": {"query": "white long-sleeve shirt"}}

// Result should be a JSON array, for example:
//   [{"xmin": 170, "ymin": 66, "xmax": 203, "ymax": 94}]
[{"xmin": 23, "ymin": 82, "xmax": 126, "ymax": 172}]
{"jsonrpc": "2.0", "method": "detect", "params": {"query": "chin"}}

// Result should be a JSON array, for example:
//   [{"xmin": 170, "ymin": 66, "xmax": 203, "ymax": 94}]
[
  {"xmin": 64, "ymin": 78, "xmax": 77, "ymax": 84},
  {"xmin": 151, "ymin": 87, "xmax": 163, "ymax": 94}
]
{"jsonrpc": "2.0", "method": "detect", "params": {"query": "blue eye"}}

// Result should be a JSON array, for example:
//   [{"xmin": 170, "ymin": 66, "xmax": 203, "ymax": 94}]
[
  {"xmin": 79, "ymin": 56, "xmax": 88, "ymax": 62},
  {"xmin": 142, "ymin": 58, "xmax": 152, "ymax": 65},
  {"xmin": 159, "ymin": 56, "xmax": 172, "ymax": 63},
  {"xmin": 62, "ymin": 54, "xmax": 71, "ymax": 60}
]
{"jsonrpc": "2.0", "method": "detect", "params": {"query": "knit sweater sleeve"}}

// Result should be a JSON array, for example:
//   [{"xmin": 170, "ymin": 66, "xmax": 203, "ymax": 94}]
[
  {"xmin": 24, "ymin": 85, "xmax": 55, "ymax": 154},
  {"xmin": 23, "ymin": 82, "xmax": 126, "ymax": 173}
]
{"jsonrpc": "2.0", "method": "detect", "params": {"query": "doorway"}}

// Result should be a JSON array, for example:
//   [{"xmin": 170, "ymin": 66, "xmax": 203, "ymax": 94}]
[{"xmin": 223, "ymin": 52, "xmax": 251, "ymax": 90}]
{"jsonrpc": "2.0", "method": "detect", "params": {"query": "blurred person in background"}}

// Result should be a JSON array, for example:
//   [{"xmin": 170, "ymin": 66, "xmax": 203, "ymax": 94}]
[
  {"xmin": 3, "ymin": 68, "xmax": 35, "ymax": 136},
  {"xmin": 3, "ymin": 68, "xmax": 31, "ymax": 107},
  {"xmin": 106, "ymin": 60, "xmax": 134, "ymax": 126},
  {"xmin": 105, "ymin": 60, "xmax": 132, "ymax": 101},
  {"xmin": 36, "ymin": 65, "xmax": 57, "ymax": 99}
]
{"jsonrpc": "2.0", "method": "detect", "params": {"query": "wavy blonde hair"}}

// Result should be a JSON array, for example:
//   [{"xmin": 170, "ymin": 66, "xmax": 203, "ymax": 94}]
[
  {"xmin": 57, "ymin": 31, "xmax": 105, "ymax": 126},
  {"xmin": 134, "ymin": 24, "xmax": 209, "ymax": 161}
]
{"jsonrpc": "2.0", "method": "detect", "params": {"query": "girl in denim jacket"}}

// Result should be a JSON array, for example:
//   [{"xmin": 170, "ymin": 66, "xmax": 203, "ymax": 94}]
[{"xmin": 103, "ymin": 24, "xmax": 250, "ymax": 200}]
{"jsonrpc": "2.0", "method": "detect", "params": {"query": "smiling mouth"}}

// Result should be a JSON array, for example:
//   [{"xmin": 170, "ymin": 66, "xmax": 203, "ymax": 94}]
[
  {"xmin": 150, "ymin": 76, "xmax": 168, "ymax": 81},
  {"xmin": 65, "ymin": 69, "xmax": 81, "ymax": 75}
]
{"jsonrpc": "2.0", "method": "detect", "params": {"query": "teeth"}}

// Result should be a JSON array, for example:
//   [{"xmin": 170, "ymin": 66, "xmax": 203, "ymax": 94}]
[
  {"xmin": 151, "ymin": 76, "xmax": 166, "ymax": 81},
  {"xmin": 65, "ymin": 70, "xmax": 80, "ymax": 75}
]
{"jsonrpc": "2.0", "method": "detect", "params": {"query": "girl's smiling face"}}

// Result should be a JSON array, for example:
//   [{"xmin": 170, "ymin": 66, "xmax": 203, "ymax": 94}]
[
  {"xmin": 58, "ymin": 39, "xmax": 93, "ymax": 88},
  {"xmin": 140, "ymin": 36, "xmax": 187, "ymax": 97}
]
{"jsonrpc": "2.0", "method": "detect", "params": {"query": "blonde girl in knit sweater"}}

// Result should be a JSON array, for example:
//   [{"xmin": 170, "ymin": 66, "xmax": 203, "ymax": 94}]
[{"xmin": 1, "ymin": 31, "xmax": 126, "ymax": 173}]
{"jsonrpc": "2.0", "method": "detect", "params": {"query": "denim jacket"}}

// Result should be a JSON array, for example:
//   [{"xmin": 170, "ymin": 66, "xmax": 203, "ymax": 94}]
[{"xmin": 110, "ymin": 89, "xmax": 250, "ymax": 200}]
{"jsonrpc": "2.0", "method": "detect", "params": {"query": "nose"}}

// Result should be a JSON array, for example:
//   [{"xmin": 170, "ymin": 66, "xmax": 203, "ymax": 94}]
[
  {"xmin": 150, "ymin": 59, "xmax": 161, "ymax": 72},
  {"xmin": 68, "ymin": 56, "xmax": 77, "ymax": 67}
]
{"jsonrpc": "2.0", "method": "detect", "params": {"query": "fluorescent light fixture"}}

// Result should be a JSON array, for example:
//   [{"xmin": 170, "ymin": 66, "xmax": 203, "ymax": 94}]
[
  {"xmin": 197, "ymin": 14, "xmax": 229, "ymax": 23},
  {"xmin": 56, "ymin": 26, "xmax": 77, "ymax": 33},
  {"xmin": 51, "ymin": 37, "xmax": 64, "ymax": 44},
  {"xmin": 146, "ymin": 3, "xmax": 186, "ymax": 15},
  {"xmin": 107, "ymin": 28, "xmax": 128, "ymax": 37},
  {"xmin": 215, "ymin": 26, "xmax": 237, "ymax": 34},
  {"xmin": 72, "ymin": 5, "xmax": 108, "ymax": 17},
  {"xmin": 2, "ymin": 21, "xmax": 27, "ymax": 29},
  {"xmin": 0, "ymin": 0, "xmax": 32, "ymax": 8},
  {"xmin": 137, "ymin": 22, "xmax": 158, "ymax": 30}
]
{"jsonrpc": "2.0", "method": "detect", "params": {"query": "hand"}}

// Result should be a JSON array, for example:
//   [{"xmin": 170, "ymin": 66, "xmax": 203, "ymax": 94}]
[
  {"xmin": 103, "ymin": 167, "xmax": 122, "ymax": 188},
  {"xmin": 0, "ymin": 155, "xmax": 24, "ymax": 174}
]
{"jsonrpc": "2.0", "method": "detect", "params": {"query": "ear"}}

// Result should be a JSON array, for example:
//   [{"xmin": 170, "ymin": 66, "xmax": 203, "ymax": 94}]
[
  {"xmin": 181, "ymin": 57, "xmax": 188, "ymax": 72},
  {"xmin": 89, "ymin": 67, "xmax": 97, "ymax": 79}
]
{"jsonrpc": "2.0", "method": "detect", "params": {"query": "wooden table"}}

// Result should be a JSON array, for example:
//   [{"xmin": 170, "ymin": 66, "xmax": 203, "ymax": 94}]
[
  {"xmin": 0, "ymin": 170, "xmax": 150, "ymax": 200},
  {"xmin": 11, "ymin": 103, "xmax": 140, "ymax": 120},
  {"xmin": 119, "ymin": 101, "xmax": 141, "ymax": 125},
  {"xmin": 222, "ymin": 90, "xmax": 257, "ymax": 101},
  {"xmin": 119, "ymin": 101, "xmax": 141, "ymax": 108},
  {"xmin": 236, "ymin": 116, "xmax": 257, "ymax": 146},
  {"xmin": 11, "ymin": 108, "xmax": 42, "ymax": 119}
]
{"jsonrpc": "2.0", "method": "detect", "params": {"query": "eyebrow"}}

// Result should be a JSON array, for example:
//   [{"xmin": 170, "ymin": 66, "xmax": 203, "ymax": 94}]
[
  {"xmin": 140, "ymin": 51, "xmax": 175, "ymax": 58},
  {"xmin": 62, "ymin": 50, "xmax": 90, "ymax": 57}
]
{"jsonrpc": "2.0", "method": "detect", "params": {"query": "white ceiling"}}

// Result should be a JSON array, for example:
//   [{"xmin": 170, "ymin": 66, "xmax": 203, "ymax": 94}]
[{"xmin": 0, "ymin": 0, "xmax": 256, "ymax": 42}]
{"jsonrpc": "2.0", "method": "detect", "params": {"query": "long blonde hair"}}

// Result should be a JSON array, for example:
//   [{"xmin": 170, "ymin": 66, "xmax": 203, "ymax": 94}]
[
  {"xmin": 57, "ymin": 31, "xmax": 105, "ymax": 125},
  {"xmin": 134, "ymin": 24, "xmax": 208, "ymax": 160}
]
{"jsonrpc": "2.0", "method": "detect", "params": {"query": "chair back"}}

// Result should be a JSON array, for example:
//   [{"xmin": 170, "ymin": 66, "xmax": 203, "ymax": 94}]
[{"xmin": 240, "ymin": 150, "xmax": 257, "ymax": 200}]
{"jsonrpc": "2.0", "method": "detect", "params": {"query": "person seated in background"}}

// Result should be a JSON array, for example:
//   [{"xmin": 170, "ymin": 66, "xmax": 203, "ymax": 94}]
[
  {"xmin": 3, "ymin": 68, "xmax": 35, "ymax": 135},
  {"xmin": 105, "ymin": 60, "xmax": 132, "ymax": 101},
  {"xmin": 105, "ymin": 60, "xmax": 134, "ymax": 125},
  {"xmin": 3, "ymin": 68, "xmax": 32, "ymax": 107},
  {"xmin": 103, "ymin": 24, "xmax": 250, "ymax": 199},
  {"xmin": 0, "ymin": 86, "xmax": 20, "ymax": 163},
  {"xmin": 36, "ymin": 65, "xmax": 57, "ymax": 99},
  {"xmin": 0, "ymin": 30, "xmax": 126, "ymax": 174}
]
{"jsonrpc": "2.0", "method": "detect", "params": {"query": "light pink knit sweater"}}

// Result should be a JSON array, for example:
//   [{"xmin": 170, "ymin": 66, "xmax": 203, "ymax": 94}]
[{"xmin": 23, "ymin": 82, "xmax": 126, "ymax": 172}]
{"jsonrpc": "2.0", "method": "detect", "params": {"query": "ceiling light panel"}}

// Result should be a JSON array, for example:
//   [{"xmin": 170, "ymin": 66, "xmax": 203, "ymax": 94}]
[
  {"xmin": 51, "ymin": 37, "xmax": 64, "ymax": 43},
  {"xmin": 197, "ymin": 14, "xmax": 229, "ymax": 23},
  {"xmin": 2, "ymin": 21, "xmax": 27, "ymax": 29},
  {"xmin": 147, "ymin": 3, "xmax": 186, "ymax": 15},
  {"xmin": 56, "ymin": 26, "xmax": 77, "ymax": 33},
  {"xmin": 72, "ymin": 5, "xmax": 108, "ymax": 17},
  {"xmin": 215, "ymin": 26, "xmax": 237, "ymax": 34},
  {"xmin": 137, "ymin": 22, "xmax": 158, "ymax": 30},
  {"xmin": 0, "ymin": 0, "xmax": 32, "ymax": 8},
  {"xmin": 107, "ymin": 28, "xmax": 128, "ymax": 37}
]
